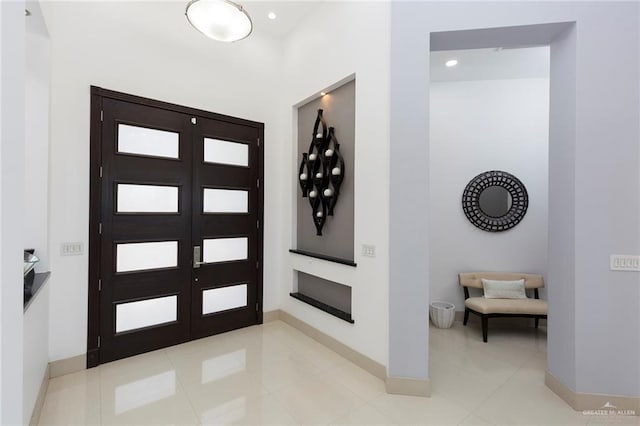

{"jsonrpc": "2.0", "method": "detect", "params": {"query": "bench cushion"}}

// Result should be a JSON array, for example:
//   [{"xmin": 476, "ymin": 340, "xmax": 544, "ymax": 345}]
[{"xmin": 465, "ymin": 297, "xmax": 548, "ymax": 315}]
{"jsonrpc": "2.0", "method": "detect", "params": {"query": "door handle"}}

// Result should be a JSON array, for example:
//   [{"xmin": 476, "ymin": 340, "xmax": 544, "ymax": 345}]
[{"xmin": 193, "ymin": 246, "xmax": 205, "ymax": 268}]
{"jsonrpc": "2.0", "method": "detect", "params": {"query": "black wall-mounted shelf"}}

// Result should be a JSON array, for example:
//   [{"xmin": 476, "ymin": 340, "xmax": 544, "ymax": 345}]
[
  {"xmin": 290, "ymin": 292, "xmax": 354, "ymax": 324},
  {"xmin": 289, "ymin": 249, "xmax": 356, "ymax": 267},
  {"xmin": 24, "ymin": 272, "xmax": 51, "ymax": 312}
]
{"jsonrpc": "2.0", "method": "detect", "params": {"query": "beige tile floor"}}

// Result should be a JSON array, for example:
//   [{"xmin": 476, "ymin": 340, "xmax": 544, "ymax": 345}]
[{"xmin": 38, "ymin": 319, "xmax": 637, "ymax": 425}]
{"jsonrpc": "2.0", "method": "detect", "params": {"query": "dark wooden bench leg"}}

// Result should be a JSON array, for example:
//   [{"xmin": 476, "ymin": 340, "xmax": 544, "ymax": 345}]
[
  {"xmin": 481, "ymin": 316, "xmax": 488, "ymax": 342},
  {"xmin": 463, "ymin": 309, "xmax": 470, "ymax": 325},
  {"xmin": 535, "ymin": 317, "xmax": 539, "ymax": 329}
]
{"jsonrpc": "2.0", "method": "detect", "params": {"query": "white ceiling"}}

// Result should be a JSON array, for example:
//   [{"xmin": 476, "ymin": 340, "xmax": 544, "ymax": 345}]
[
  {"xmin": 39, "ymin": 0, "xmax": 322, "ymax": 43},
  {"xmin": 430, "ymin": 46, "xmax": 550, "ymax": 82},
  {"xmin": 36, "ymin": 3, "xmax": 549, "ymax": 80},
  {"xmin": 243, "ymin": 1, "xmax": 322, "ymax": 38}
]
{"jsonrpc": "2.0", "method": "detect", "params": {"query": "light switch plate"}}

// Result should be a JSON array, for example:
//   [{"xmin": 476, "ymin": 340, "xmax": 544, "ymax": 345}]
[
  {"xmin": 610, "ymin": 255, "xmax": 640, "ymax": 271},
  {"xmin": 61, "ymin": 242, "xmax": 83, "ymax": 256},
  {"xmin": 362, "ymin": 244, "xmax": 376, "ymax": 258}
]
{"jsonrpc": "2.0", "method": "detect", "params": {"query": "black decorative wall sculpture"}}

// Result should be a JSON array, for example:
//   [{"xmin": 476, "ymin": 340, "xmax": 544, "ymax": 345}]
[
  {"xmin": 298, "ymin": 109, "xmax": 345, "ymax": 236},
  {"xmin": 462, "ymin": 170, "xmax": 528, "ymax": 232}
]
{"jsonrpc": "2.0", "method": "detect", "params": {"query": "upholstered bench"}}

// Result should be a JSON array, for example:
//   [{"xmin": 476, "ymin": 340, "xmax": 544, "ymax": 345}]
[{"xmin": 459, "ymin": 272, "xmax": 547, "ymax": 342}]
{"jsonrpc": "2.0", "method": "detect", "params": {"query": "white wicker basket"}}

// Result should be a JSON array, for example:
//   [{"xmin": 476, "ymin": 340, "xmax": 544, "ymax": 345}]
[{"xmin": 429, "ymin": 301, "xmax": 456, "ymax": 328}]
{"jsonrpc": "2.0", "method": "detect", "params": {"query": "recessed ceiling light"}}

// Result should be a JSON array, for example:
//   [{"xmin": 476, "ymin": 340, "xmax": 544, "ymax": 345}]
[
  {"xmin": 320, "ymin": 91, "xmax": 327, "ymax": 96},
  {"xmin": 267, "ymin": 12, "xmax": 276, "ymax": 20},
  {"xmin": 445, "ymin": 59, "xmax": 458, "ymax": 67}
]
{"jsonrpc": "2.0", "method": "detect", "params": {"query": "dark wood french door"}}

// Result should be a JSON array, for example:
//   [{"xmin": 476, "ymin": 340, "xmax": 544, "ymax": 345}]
[{"xmin": 88, "ymin": 87, "xmax": 263, "ymax": 367}]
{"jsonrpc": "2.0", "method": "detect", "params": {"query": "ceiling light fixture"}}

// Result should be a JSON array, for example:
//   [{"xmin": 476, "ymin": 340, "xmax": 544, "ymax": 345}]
[
  {"xmin": 445, "ymin": 59, "xmax": 458, "ymax": 67},
  {"xmin": 267, "ymin": 12, "xmax": 277, "ymax": 20},
  {"xmin": 186, "ymin": 0, "xmax": 253, "ymax": 43},
  {"xmin": 320, "ymin": 91, "xmax": 327, "ymax": 96}
]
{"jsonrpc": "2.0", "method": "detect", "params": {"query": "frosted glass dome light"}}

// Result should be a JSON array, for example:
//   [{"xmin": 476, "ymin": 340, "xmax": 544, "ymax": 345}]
[{"xmin": 186, "ymin": 0, "xmax": 252, "ymax": 42}]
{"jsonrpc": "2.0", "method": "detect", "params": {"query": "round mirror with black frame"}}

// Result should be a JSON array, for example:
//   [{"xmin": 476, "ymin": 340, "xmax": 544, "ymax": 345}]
[{"xmin": 462, "ymin": 170, "xmax": 528, "ymax": 232}]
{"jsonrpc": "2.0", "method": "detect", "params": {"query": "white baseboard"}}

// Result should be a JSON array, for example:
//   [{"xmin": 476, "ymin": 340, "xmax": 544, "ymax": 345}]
[
  {"xmin": 385, "ymin": 376, "xmax": 431, "ymax": 397},
  {"xmin": 29, "ymin": 364, "xmax": 50, "ymax": 426},
  {"xmin": 263, "ymin": 309, "xmax": 281, "ymax": 323},
  {"xmin": 49, "ymin": 354, "xmax": 86, "ymax": 378},
  {"xmin": 545, "ymin": 370, "xmax": 639, "ymax": 415},
  {"xmin": 277, "ymin": 309, "xmax": 387, "ymax": 380}
]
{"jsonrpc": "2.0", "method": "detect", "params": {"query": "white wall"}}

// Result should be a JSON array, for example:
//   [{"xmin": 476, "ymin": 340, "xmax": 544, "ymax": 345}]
[
  {"xmin": 390, "ymin": 1, "xmax": 639, "ymax": 397},
  {"xmin": 0, "ymin": 1, "xmax": 26, "ymax": 423},
  {"xmin": 23, "ymin": 2, "xmax": 51, "ymax": 422},
  {"xmin": 547, "ymin": 24, "xmax": 577, "ymax": 392},
  {"xmin": 570, "ymin": 3, "xmax": 639, "ymax": 395},
  {"xmin": 42, "ymin": 0, "xmax": 392, "ymax": 370},
  {"xmin": 429, "ymin": 77, "xmax": 549, "ymax": 309},
  {"xmin": 39, "ymin": 1, "xmax": 639, "ymax": 401},
  {"xmin": 388, "ymin": 4, "xmax": 431, "ymax": 381},
  {"xmin": 23, "ymin": 285, "xmax": 49, "ymax": 424},
  {"xmin": 42, "ymin": 1, "xmax": 285, "ymax": 361},
  {"xmin": 281, "ymin": 1, "xmax": 390, "ymax": 366},
  {"xmin": 25, "ymin": 23, "xmax": 51, "ymax": 272},
  {"xmin": 25, "ymin": 0, "xmax": 50, "ymax": 273}
]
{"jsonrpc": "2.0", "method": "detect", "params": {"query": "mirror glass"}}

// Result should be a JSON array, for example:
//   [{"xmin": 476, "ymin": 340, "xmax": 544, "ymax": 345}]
[{"xmin": 479, "ymin": 186, "xmax": 512, "ymax": 217}]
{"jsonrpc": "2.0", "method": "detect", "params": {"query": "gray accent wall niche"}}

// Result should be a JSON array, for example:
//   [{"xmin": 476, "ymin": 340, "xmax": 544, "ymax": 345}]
[
  {"xmin": 296, "ymin": 79, "xmax": 355, "ymax": 262},
  {"xmin": 291, "ymin": 271, "xmax": 353, "ymax": 323}
]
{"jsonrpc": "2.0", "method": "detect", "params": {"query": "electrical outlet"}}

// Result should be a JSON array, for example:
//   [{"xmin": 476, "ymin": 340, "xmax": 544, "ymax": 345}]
[
  {"xmin": 61, "ymin": 242, "xmax": 83, "ymax": 256},
  {"xmin": 610, "ymin": 255, "xmax": 640, "ymax": 271},
  {"xmin": 362, "ymin": 244, "xmax": 376, "ymax": 258}
]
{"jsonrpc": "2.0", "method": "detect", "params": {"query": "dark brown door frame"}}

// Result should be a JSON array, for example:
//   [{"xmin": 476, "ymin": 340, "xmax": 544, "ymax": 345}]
[{"xmin": 87, "ymin": 86, "xmax": 264, "ymax": 368}]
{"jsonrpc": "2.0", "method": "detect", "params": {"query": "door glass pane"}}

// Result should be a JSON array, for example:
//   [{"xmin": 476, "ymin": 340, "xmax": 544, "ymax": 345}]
[
  {"xmin": 115, "ymin": 295, "xmax": 177, "ymax": 333},
  {"xmin": 202, "ymin": 284, "xmax": 247, "ymax": 315},
  {"xmin": 203, "ymin": 188, "xmax": 248, "ymax": 213},
  {"xmin": 115, "ymin": 370, "xmax": 176, "ymax": 414},
  {"xmin": 116, "ymin": 241, "xmax": 178, "ymax": 273},
  {"xmin": 204, "ymin": 138, "xmax": 248, "ymax": 166},
  {"xmin": 202, "ymin": 237, "xmax": 247, "ymax": 263},
  {"xmin": 118, "ymin": 124, "xmax": 179, "ymax": 159},
  {"xmin": 117, "ymin": 184, "xmax": 179, "ymax": 213}
]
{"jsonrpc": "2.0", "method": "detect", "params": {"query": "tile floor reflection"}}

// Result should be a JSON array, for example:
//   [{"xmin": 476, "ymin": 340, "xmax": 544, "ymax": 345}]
[{"xmin": 38, "ymin": 319, "xmax": 628, "ymax": 425}]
